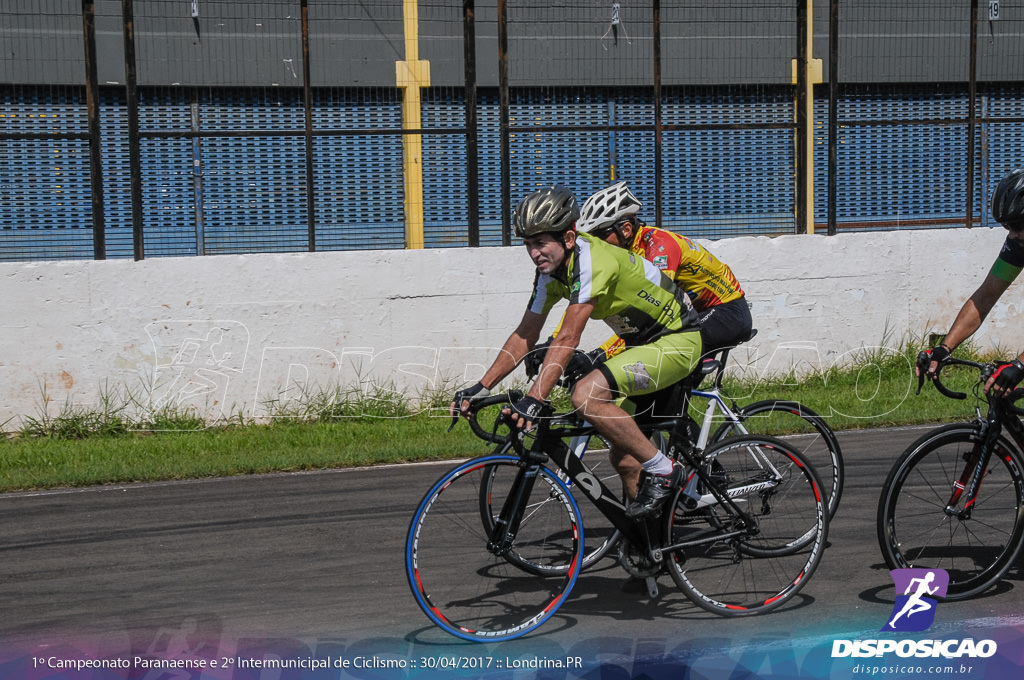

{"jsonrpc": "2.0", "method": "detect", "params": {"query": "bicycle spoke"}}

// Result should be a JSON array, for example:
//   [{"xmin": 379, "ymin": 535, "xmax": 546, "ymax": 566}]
[
  {"xmin": 406, "ymin": 456, "xmax": 583, "ymax": 641},
  {"xmin": 710, "ymin": 400, "xmax": 843, "ymax": 520},
  {"xmin": 877, "ymin": 424, "xmax": 1024, "ymax": 600},
  {"xmin": 665, "ymin": 435, "xmax": 827, "ymax": 616}
]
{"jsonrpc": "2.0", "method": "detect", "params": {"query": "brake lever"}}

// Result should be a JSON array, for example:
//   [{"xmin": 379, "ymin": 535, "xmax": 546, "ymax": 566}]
[{"xmin": 915, "ymin": 351, "xmax": 929, "ymax": 395}]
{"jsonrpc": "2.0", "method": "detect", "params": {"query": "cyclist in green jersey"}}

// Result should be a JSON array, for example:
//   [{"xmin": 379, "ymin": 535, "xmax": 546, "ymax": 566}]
[
  {"xmin": 919, "ymin": 167, "xmax": 1024, "ymax": 396},
  {"xmin": 450, "ymin": 185, "xmax": 703, "ymax": 518}
]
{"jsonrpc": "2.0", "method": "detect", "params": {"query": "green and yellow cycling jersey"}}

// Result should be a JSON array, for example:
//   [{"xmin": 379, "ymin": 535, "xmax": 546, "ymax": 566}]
[
  {"xmin": 527, "ymin": 232, "xmax": 699, "ymax": 346},
  {"xmin": 990, "ymin": 234, "xmax": 1024, "ymax": 283}
]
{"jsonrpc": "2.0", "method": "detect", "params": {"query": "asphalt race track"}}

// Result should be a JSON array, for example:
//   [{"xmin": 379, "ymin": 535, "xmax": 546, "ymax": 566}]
[{"xmin": 1, "ymin": 425, "xmax": 1023, "ymax": 679}]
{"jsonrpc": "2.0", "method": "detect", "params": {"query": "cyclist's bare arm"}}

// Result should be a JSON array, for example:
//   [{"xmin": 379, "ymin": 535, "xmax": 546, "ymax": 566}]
[
  {"xmin": 482, "ymin": 310, "xmax": 545, "ymax": 388},
  {"xmin": 505, "ymin": 302, "xmax": 594, "ymax": 430},
  {"xmin": 923, "ymin": 272, "xmax": 1013, "ymax": 378},
  {"xmin": 452, "ymin": 310, "xmax": 545, "ymax": 418},
  {"xmin": 529, "ymin": 302, "xmax": 591, "ymax": 399},
  {"xmin": 552, "ymin": 310, "xmax": 625, "ymax": 360}
]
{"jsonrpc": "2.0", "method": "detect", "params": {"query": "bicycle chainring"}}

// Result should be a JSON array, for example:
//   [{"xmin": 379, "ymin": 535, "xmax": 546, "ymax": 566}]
[{"xmin": 617, "ymin": 542, "xmax": 662, "ymax": 579}]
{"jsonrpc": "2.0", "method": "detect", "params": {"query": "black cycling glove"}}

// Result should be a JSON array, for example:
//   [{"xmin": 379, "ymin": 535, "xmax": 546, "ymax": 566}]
[
  {"xmin": 928, "ymin": 344, "xmax": 952, "ymax": 364},
  {"xmin": 452, "ymin": 381, "xmax": 489, "ymax": 408},
  {"xmin": 918, "ymin": 344, "xmax": 952, "ymax": 377},
  {"xmin": 562, "ymin": 347, "xmax": 607, "ymax": 385},
  {"xmin": 991, "ymin": 359, "xmax": 1024, "ymax": 393},
  {"xmin": 505, "ymin": 395, "xmax": 552, "ymax": 426}
]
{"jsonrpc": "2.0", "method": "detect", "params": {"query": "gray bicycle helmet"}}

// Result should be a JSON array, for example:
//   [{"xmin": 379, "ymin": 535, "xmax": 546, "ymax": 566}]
[
  {"xmin": 512, "ymin": 185, "xmax": 580, "ymax": 238},
  {"xmin": 993, "ymin": 167, "xmax": 1024, "ymax": 231}
]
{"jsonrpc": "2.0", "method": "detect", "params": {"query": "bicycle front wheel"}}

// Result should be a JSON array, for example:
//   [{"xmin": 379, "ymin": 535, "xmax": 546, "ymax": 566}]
[
  {"xmin": 665, "ymin": 435, "xmax": 828, "ymax": 616},
  {"xmin": 481, "ymin": 432, "xmax": 621, "ymax": 574},
  {"xmin": 406, "ymin": 455, "xmax": 584, "ymax": 641},
  {"xmin": 877, "ymin": 423, "xmax": 1024, "ymax": 600},
  {"xmin": 711, "ymin": 399, "xmax": 843, "ymax": 520}
]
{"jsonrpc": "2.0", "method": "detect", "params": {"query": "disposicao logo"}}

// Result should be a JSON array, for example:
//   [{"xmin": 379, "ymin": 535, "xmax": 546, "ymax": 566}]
[{"xmin": 831, "ymin": 569, "xmax": 998, "ymax": 660}]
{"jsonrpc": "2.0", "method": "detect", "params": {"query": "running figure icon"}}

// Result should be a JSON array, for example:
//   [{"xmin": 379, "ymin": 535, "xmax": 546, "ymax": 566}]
[{"xmin": 883, "ymin": 569, "xmax": 950, "ymax": 632}]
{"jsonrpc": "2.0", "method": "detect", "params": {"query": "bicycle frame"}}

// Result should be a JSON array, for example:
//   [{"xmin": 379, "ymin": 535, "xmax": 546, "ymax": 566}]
[
  {"xmin": 487, "ymin": 413, "xmax": 763, "ymax": 566},
  {"xmin": 924, "ymin": 356, "xmax": 1024, "ymax": 520}
]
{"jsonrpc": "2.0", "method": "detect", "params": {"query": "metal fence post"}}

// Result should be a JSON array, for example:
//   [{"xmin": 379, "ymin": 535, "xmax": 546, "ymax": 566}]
[
  {"xmin": 795, "ymin": 0, "xmax": 811, "ymax": 235},
  {"xmin": 967, "ymin": 0, "xmax": 979, "ymax": 227},
  {"xmin": 653, "ymin": 0, "xmax": 663, "ymax": 230},
  {"xmin": 827, "ymin": 0, "xmax": 838, "ymax": 236},
  {"xmin": 122, "ymin": 0, "xmax": 145, "ymax": 260},
  {"xmin": 498, "ymin": 0, "xmax": 510, "ymax": 246},
  {"xmin": 464, "ymin": 0, "xmax": 480, "ymax": 247},
  {"xmin": 82, "ymin": 0, "xmax": 106, "ymax": 259},
  {"xmin": 302, "ymin": 0, "xmax": 316, "ymax": 251}
]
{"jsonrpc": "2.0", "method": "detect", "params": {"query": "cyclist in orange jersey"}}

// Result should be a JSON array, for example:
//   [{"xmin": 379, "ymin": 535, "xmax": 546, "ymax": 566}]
[{"xmin": 576, "ymin": 181, "xmax": 752, "ymax": 360}]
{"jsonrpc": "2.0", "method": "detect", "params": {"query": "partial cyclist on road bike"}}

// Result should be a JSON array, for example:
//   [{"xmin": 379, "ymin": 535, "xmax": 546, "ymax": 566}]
[
  {"xmin": 577, "ymin": 181, "xmax": 752, "ymax": 360},
  {"xmin": 531, "ymin": 182, "xmax": 753, "ymax": 403},
  {"xmin": 449, "ymin": 185, "xmax": 703, "ymax": 518},
  {"xmin": 918, "ymin": 167, "xmax": 1024, "ymax": 396}
]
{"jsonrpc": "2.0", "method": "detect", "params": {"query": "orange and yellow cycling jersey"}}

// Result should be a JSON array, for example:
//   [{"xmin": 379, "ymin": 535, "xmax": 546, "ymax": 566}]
[{"xmin": 631, "ymin": 225, "xmax": 744, "ymax": 312}]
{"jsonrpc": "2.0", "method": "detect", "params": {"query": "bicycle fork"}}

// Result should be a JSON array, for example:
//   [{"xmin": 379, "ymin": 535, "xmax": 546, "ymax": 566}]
[
  {"xmin": 487, "ymin": 461, "xmax": 542, "ymax": 557},
  {"xmin": 947, "ymin": 421, "xmax": 999, "ymax": 520}
]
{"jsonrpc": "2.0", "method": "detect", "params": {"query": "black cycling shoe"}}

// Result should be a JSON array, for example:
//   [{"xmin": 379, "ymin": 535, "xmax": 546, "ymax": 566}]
[{"xmin": 626, "ymin": 463, "xmax": 683, "ymax": 519}]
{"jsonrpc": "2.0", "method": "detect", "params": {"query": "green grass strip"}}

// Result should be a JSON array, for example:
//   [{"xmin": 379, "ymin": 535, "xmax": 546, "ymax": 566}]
[{"xmin": 0, "ymin": 337, "xmax": 996, "ymax": 493}]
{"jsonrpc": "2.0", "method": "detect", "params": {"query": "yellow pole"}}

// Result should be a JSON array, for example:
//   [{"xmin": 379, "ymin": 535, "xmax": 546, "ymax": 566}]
[
  {"xmin": 792, "ymin": 1, "xmax": 821, "ymax": 234},
  {"xmin": 396, "ymin": 0, "xmax": 430, "ymax": 249},
  {"xmin": 803, "ymin": 0, "xmax": 816, "ymax": 234}
]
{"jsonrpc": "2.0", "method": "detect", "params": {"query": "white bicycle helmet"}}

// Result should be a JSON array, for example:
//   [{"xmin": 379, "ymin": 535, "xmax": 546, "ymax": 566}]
[{"xmin": 577, "ymin": 181, "xmax": 642, "ymax": 234}]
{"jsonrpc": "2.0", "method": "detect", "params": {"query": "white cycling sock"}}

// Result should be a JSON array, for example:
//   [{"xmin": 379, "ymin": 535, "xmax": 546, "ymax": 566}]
[{"xmin": 641, "ymin": 452, "xmax": 674, "ymax": 476}]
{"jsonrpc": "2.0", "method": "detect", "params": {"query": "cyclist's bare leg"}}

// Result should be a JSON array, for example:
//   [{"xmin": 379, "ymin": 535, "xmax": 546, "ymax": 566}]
[
  {"xmin": 571, "ymin": 370, "xmax": 660, "ymax": 478},
  {"xmin": 610, "ymin": 447, "xmax": 642, "ymax": 499}
]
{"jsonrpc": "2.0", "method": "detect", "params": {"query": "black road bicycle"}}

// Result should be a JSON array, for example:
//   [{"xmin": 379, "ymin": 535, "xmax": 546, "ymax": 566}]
[
  {"xmin": 531, "ymin": 333, "xmax": 845, "ymax": 572},
  {"xmin": 405, "ymin": 393, "xmax": 829, "ymax": 641},
  {"xmin": 877, "ymin": 355, "xmax": 1024, "ymax": 600}
]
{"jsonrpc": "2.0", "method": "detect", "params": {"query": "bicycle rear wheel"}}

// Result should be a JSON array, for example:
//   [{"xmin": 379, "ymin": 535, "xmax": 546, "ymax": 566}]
[
  {"xmin": 406, "ymin": 455, "xmax": 584, "ymax": 641},
  {"xmin": 665, "ymin": 435, "xmax": 828, "ymax": 616},
  {"xmin": 877, "ymin": 423, "xmax": 1024, "ymax": 600},
  {"xmin": 711, "ymin": 400, "xmax": 843, "ymax": 520}
]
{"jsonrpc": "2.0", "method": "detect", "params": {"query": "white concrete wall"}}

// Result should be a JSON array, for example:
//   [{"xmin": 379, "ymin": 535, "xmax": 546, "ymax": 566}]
[{"xmin": 1, "ymin": 227, "xmax": 1019, "ymax": 427}]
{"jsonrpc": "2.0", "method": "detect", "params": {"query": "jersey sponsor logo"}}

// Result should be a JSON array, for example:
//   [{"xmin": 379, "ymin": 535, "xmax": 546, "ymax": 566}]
[
  {"xmin": 652, "ymin": 255, "xmax": 669, "ymax": 270},
  {"xmin": 623, "ymin": 361, "xmax": 652, "ymax": 391},
  {"xmin": 635, "ymin": 289, "xmax": 662, "ymax": 307},
  {"xmin": 679, "ymin": 262, "xmax": 703, "ymax": 276}
]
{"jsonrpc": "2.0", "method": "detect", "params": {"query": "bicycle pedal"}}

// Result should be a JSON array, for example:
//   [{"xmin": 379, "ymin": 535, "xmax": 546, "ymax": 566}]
[{"xmin": 644, "ymin": 576, "xmax": 659, "ymax": 599}]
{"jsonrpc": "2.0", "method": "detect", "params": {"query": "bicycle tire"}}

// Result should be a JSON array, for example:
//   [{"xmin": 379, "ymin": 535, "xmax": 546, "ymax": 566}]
[
  {"xmin": 711, "ymin": 399, "xmax": 843, "ymax": 521},
  {"xmin": 664, "ymin": 434, "xmax": 828, "ymax": 616},
  {"xmin": 406, "ymin": 455, "xmax": 584, "ymax": 641},
  {"xmin": 479, "ymin": 433, "xmax": 622, "ymax": 575},
  {"xmin": 876, "ymin": 423, "xmax": 1024, "ymax": 601}
]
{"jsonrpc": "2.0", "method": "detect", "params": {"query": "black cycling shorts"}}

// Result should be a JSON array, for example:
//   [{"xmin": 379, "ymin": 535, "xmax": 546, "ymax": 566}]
[{"xmin": 697, "ymin": 296, "xmax": 753, "ymax": 358}]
